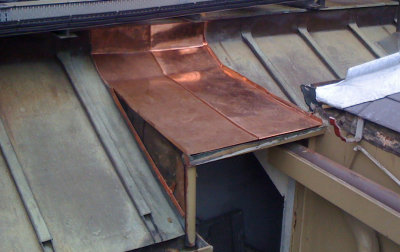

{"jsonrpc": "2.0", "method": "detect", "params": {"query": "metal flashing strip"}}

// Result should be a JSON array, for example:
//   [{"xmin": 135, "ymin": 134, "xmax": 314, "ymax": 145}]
[
  {"xmin": 189, "ymin": 126, "xmax": 325, "ymax": 166},
  {"xmin": 92, "ymin": 22, "xmax": 322, "ymax": 158},
  {"xmin": 0, "ymin": 117, "xmax": 53, "ymax": 251}
]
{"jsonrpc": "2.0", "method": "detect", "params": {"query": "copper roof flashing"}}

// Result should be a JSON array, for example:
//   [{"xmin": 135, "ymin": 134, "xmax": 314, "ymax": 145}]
[{"xmin": 91, "ymin": 22, "xmax": 322, "ymax": 156}]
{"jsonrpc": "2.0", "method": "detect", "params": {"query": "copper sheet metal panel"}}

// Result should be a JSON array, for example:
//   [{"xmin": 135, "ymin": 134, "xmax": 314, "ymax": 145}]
[{"xmin": 92, "ymin": 23, "xmax": 322, "ymax": 155}]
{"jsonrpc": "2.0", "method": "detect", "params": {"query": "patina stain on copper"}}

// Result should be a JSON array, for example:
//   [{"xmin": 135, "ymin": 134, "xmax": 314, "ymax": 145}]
[{"xmin": 92, "ymin": 22, "xmax": 322, "ymax": 155}]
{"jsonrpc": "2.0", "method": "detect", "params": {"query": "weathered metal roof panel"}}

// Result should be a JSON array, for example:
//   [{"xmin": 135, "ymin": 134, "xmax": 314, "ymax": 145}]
[
  {"xmin": 58, "ymin": 52, "xmax": 185, "ymax": 240},
  {"xmin": 0, "ymin": 55, "xmax": 183, "ymax": 251},
  {"xmin": 0, "ymin": 153, "xmax": 43, "ymax": 252},
  {"xmin": 310, "ymin": 29, "xmax": 375, "ymax": 77},
  {"xmin": 206, "ymin": 5, "xmax": 397, "ymax": 110}
]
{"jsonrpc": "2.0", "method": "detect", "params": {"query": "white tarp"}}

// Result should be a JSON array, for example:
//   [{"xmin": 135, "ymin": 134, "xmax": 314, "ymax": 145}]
[{"xmin": 316, "ymin": 52, "xmax": 400, "ymax": 109}]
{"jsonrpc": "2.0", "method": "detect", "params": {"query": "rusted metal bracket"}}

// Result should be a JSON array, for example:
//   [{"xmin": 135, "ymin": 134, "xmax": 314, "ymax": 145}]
[
  {"xmin": 329, "ymin": 116, "xmax": 364, "ymax": 143},
  {"xmin": 0, "ymin": 117, "xmax": 54, "ymax": 252},
  {"xmin": 267, "ymin": 143, "xmax": 400, "ymax": 245}
]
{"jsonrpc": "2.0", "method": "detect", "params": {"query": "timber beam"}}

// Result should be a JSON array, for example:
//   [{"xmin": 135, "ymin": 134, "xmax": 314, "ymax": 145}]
[{"xmin": 265, "ymin": 143, "xmax": 400, "ymax": 245}]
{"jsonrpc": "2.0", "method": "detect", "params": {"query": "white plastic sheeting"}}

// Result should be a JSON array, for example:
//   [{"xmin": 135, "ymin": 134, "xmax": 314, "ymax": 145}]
[{"xmin": 316, "ymin": 52, "xmax": 400, "ymax": 109}]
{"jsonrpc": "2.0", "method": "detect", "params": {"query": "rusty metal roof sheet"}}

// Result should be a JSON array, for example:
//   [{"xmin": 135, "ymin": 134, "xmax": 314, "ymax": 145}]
[{"xmin": 92, "ymin": 22, "xmax": 322, "ymax": 155}]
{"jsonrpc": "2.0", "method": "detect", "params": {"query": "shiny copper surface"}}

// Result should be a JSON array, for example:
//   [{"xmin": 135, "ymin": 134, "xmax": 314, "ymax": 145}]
[
  {"xmin": 92, "ymin": 25, "xmax": 151, "ymax": 54},
  {"xmin": 92, "ymin": 23, "xmax": 322, "ymax": 155}
]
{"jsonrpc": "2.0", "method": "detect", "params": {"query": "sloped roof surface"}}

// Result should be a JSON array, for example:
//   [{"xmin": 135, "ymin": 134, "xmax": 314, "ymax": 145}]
[
  {"xmin": 0, "ymin": 53, "xmax": 183, "ymax": 251},
  {"xmin": 92, "ymin": 23, "xmax": 322, "ymax": 155},
  {"xmin": 205, "ymin": 3, "xmax": 397, "ymax": 108},
  {"xmin": 0, "ymin": 1, "xmax": 398, "ymax": 250}
]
